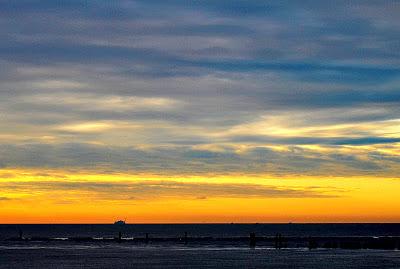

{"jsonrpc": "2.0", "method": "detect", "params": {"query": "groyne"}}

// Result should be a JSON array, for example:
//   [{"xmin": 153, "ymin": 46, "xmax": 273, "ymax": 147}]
[{"xmin": 4, "ymin": 233, "xmax": 400, "ymax": 250}]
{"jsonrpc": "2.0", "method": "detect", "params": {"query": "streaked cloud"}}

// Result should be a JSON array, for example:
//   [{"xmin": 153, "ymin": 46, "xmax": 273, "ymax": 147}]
[
  {"xmin": 0, "ymin": 143, "xmax": 399, "ymax": 177},
  {"xmin": 56, "ymin": 122, "xmax": 115, "ymax": 133},
  {"xmin": 31, "ymin": 80, "xmax": 88, "ymax": 90},
  {"xmin": 0, "ymin": 180, "xmax": 338, "ymax": 201},
  {"xmin": 0, "ymin": 0, "xmax": 399, "ymax": 177}
]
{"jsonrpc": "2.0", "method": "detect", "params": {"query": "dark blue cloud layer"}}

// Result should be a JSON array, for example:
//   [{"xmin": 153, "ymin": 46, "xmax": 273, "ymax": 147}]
[
  {"xmin": 0, "ymin": 143, "xmax": 398, "ymax": 176},
  {"xmin": 0, "ymin": 1, "xmax": 399, "ymax": 174}
]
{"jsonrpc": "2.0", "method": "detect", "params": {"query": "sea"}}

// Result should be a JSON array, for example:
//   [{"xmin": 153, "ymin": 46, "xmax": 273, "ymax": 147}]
[{"xmin": 0, "ymin": 224, "xmax": 399, "ymax": 268}]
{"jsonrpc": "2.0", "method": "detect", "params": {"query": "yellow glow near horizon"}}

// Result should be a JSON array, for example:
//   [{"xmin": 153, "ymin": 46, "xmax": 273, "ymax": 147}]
[{"xmin": 1, "ymin": 168, "xmax": 399, "ymax": 223}]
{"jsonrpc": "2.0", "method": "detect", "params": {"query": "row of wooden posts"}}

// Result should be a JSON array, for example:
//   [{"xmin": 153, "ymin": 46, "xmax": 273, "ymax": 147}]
[
  {"xmin": 11, "ymin": 230, "xmax": 400, "ymax": 250},
  {"xmin": 250, "ymin": 232, "xmax": 285, "ymax": 249},
  {"xmin": 117, "ymin": 231, "xmax": 189, "ymax": 245}
]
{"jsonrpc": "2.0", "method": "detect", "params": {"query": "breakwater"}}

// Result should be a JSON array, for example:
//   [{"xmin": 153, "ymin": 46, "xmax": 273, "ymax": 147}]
[{"xmin": 4, "ymin": 234, "xmax": 400, "ymax": 250}]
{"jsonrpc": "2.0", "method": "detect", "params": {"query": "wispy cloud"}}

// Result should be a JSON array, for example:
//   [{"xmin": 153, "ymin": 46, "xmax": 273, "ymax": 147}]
[
  {"xmin": 0, "ymin": 0, "xmax": 399, "ymax": 176},
  {"xmin": 0, "ymin": 180, "xmax": 339, "ymax": 201},
  {"xmin": 0, "ymin": 143, "xmax": 398, "ymax": 176}
]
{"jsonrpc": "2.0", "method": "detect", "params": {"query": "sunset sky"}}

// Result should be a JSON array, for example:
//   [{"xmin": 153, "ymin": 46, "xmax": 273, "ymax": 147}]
[{"xmin": 1, "ymin": 1, "xmax": 400, "ymax": 223}]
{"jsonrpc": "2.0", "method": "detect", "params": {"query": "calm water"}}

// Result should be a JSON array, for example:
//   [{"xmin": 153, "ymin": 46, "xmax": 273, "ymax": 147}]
[
  {"xmin": 1, "ymin": 224, "xmax": 400, "ymax": 268},
  {"xmin": 1, "ymin": 246, "xmax": 400, "ymax": 269},
  {"xmin": 1, "ymin": 224, "xmax": 400, "ymax": 239}
]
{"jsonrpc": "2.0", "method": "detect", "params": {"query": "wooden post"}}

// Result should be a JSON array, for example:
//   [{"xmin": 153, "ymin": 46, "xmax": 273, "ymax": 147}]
[
  {"xmin": 249, "ymin": 232, "xmax": 256, "ymax": 248},
  {"xmin": 184, "ymin": 231, "xmax": 188, "ymax": 245},
  {"xmin": 145, "ymin": 233, "xmax": 149, "ymax": 244},
  {"xmin": 308, "ymin": 236, "xmax": 317, "ymax": 250},
  {"xmin": 275, "ymin": 234, "xmax": 282, "ymax": 249}
]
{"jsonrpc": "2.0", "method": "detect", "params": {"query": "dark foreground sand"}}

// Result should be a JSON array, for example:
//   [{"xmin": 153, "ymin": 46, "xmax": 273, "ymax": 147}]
[{"xmin": 0, "ymin": 244, "xmax": 399, "ymax": 269}]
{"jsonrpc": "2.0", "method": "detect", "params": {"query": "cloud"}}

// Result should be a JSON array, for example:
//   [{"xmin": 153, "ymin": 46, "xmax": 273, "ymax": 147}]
[
  {"xmin": 0, "ymin": 180, "xmax": 339, "ymax": 201},
  {"xmin": 0, "ymin": 143, "xmax": 398, "ymax": 177},
  {"xmin": 229, "ymin": 135, "xmax": 400, "ymax": 145},
  {"xmin": 56, "ymin": 122, "xmax": 115, "ymax": 133},
  {"xmin": 0, "ymin": 1, "xmax": 399, "ymax": 177}
]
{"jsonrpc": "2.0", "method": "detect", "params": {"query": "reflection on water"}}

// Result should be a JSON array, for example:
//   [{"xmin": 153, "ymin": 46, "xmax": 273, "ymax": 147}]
[
  {"xmin": 0, "ymin": 244, "xmax": 399, "ymax": 269},
  {"xmin": 1, "ymin": 224, "xmax": 400, "ymax": 268}
]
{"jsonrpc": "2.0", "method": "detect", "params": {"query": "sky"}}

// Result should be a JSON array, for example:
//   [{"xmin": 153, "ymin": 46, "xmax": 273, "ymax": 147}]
[{"xmin": 0, "ymin": 0, "xmax": 400, "ymax": 223}]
